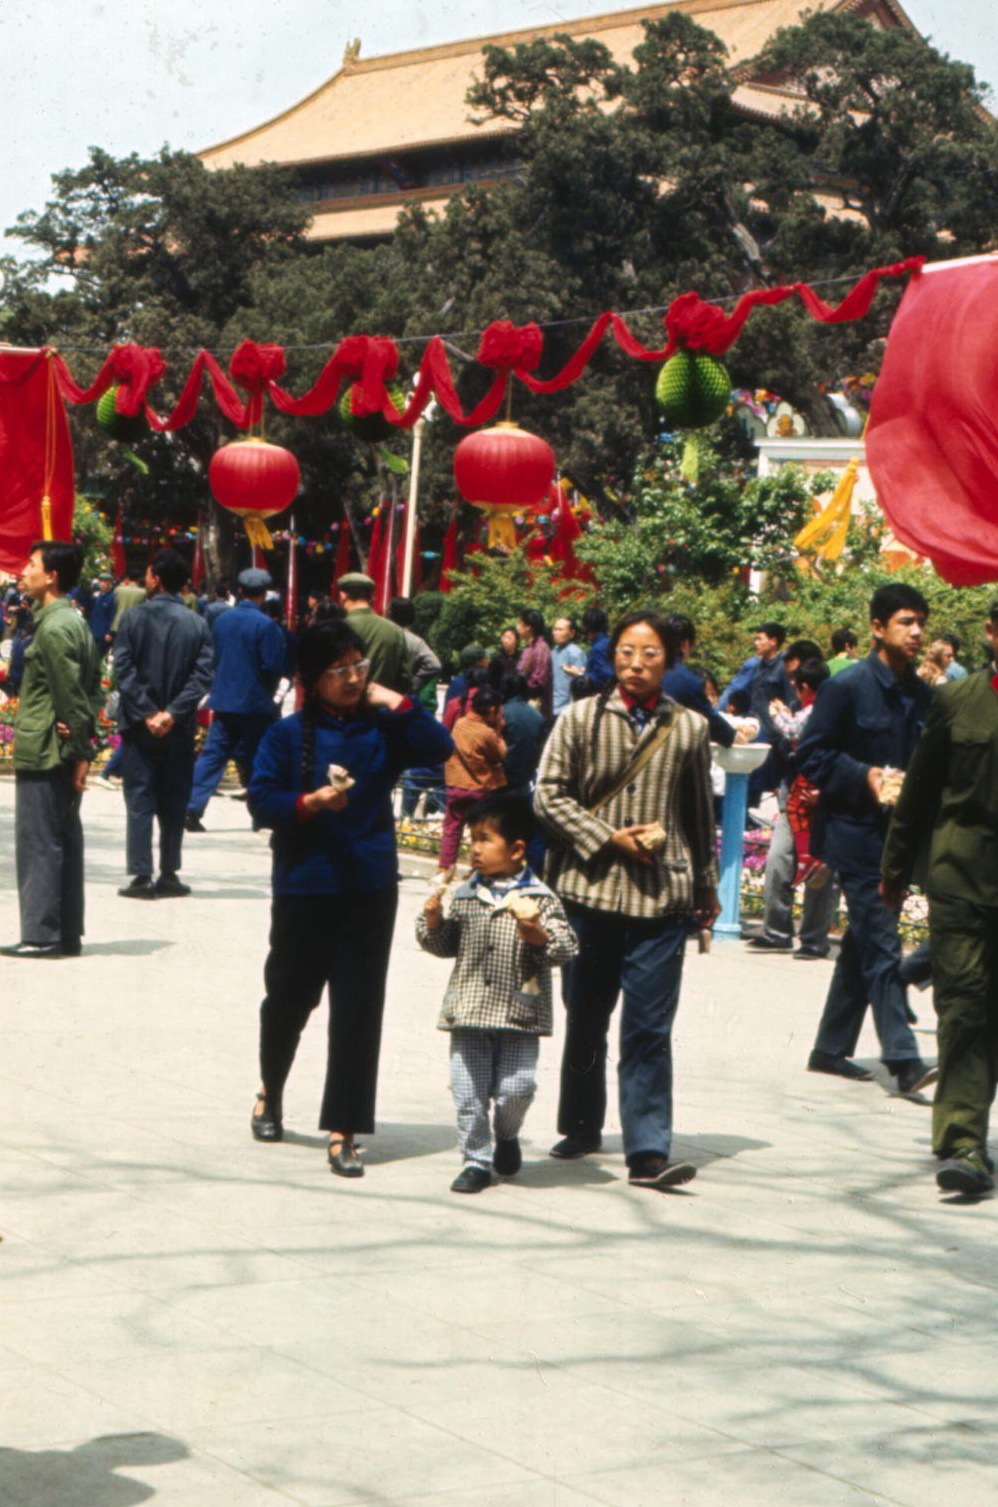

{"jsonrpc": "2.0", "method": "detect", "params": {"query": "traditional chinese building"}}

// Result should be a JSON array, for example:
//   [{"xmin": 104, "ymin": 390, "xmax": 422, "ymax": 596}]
[{"xmin": 199, "ymin": 0, "xmax": 920, "ymax": 242}]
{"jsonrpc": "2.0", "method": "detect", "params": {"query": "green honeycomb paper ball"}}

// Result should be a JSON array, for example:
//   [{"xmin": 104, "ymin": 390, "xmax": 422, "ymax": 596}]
[
  {"xmin": 655, "ymin": 351, "xmax": 731, "ymax": 429},
  {"xmin": 95, "ymin": 384, "xmax": 148, "ymax": 444},
  {"xmin": 339, "ymin": 381, "xmax": 406, "ymax": 443}
]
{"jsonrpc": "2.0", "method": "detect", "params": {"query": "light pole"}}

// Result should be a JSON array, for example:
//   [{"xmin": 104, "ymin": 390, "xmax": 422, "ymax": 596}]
[{"xmin": 401, "ymin": 399, "xmax": 436, "ymax": 598}]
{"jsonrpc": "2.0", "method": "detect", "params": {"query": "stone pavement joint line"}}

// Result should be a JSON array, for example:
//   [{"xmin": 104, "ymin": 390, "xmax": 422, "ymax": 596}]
[{"xmin": 0, "ymin": 782, "xmax": 995, "ymax": 1507}]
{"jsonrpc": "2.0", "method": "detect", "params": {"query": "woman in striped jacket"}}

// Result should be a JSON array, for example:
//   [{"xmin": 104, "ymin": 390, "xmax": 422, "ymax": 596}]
[{"xmin": 534, "ymin": 611, "xmax": 719, "ymax": 1191}]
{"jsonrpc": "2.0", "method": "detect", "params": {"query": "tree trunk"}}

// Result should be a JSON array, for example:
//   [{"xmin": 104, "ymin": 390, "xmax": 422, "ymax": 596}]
[{"xmin": 203, "ymin": 499, "xmax": 240, "ymax": 587}]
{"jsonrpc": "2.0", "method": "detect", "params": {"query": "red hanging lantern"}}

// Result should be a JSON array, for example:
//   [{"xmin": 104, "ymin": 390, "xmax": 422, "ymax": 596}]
[
  {"xmin": 208, "ymin": 438, "xmax": 300, "ymax": 550},
  {"xmin": 453, "ymin": 422, "xmax": 555, "ymax": 549}
]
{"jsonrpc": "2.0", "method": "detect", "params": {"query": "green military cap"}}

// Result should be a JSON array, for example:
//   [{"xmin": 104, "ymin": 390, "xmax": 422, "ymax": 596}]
[{"xmin": 338, "ymin": 572, "xmax": 376, "ymax": 593}]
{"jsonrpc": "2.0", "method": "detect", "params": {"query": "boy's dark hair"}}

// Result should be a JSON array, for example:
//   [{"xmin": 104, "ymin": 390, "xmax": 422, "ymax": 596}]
[
  {"xmin": 870, "ymin": 583, "xmax": 929, "ymax": 624},
  {"xmin": 387, "ymin": 596, "xmax": 415, "ymax": 627},
  {"xmin": 939, "ymin": 631, "xmax": 961, "ymax": 654},
  {"xmin": 753, "ymin": 620, "xmax": 786, "ymax": 646},
  {"xmin": 500, "ymin": 672, "xmax": 529, "ymax": 702},
  {"xmin": 665, "ymin": 613, "xmax": 696, "ymax": 648},
  {"xmin": 784, "ymin": 638, "xmax": 824, "ymax": 666},
  {"xmin": 569, "ymin": 674, "xmax": 598, "ymax": 702},
  {"xmin": 471, "ymin": 687, "xmax": 502, "ymax": 717},
  {"xmin": 793, "ymin": 657, "xmax": 830, "ymax": 694},
  {"xmin": 470, "ymin": 791, "xmax": 536, "ymax": 848},
  {"xmin": 727, "ymin": 688, "xmax": 751, "ymax": 715},
  {"xmin": 29, "ymin": 541, "xmax": 83, "ymax": 592},
  {"xmin": 581, "ymin": 606, "xmax": 608, "ymax": 636},
  {"xmin": 830, "ymin": 627, "xmax": 858, "ymax": 654},
  {"xmin": 151, "ymin": 548, "xmax": 188, "ymax": 595}
]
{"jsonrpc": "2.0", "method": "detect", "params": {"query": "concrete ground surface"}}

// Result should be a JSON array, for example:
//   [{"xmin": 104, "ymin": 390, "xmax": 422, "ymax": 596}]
[{"xmin": 1, "ymin": 780, "xmax": 996, "ymax": 1507}]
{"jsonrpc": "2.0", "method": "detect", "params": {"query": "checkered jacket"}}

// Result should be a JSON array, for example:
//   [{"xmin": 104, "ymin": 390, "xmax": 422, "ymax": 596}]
[
  {"xmin": 534, "ymin": 688, "xmax": 717, "ymax": 920},
  {"xmin": 416, "ymin": 871, "xmax": 577, "ymax": 1034}
]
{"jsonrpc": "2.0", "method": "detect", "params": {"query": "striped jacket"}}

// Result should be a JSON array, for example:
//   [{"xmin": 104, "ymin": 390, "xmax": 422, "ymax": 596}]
[
  {"xmin": 534, "ymin": 688, "xmax": 717, "ymax": 919},
  {"xmin": 416, "ymin": 869, "xmax": 577, "ymax": 1034}
]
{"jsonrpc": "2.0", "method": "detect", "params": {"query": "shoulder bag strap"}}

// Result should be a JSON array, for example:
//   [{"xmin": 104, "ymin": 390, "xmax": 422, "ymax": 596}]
[{"xmin": 587, "ymin": 713, "xmax": 678, "ymax": 815}]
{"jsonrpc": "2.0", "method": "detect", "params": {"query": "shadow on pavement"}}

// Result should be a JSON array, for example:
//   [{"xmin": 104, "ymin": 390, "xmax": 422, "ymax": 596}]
[
  {"xmin": 0, "ymin": 1432, "xmax": 188, "ymax": 1507},
  {"xmin": 80, "ymin": 940, "xmax": 174, "ymax": 957}
]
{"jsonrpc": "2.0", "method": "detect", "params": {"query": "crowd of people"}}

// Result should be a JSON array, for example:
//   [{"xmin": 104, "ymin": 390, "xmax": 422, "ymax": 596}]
[{"xmin": 2, "ymin": 542, "xmax": 996, "ymax": 1201}]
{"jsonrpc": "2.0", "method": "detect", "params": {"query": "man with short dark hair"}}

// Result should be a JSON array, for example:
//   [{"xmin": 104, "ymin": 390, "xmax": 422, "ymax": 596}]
[
  {"xmin": 799, "ymin": 583, "xmax": 935, "ymax": 1094},
  {"xmin": 337, "ymin": 573, "xmax": 410, "ymax": 692},
  {"xmin": 185, "ymin": 568, "xmax": 286, "ymax": 831},
  {"xmin": 662, "ymin": 614, "xmax": 739, "ymax": 749},
  {"xmin": 882, "ymin": 601, "xmax": 998, "ymax": 1194},
  {"xmin": 89, "ymin": 572, "xmax": 116, "ymax": 652},
  {"xmin": 2, "ymin": 542, "xmax": 100, "ymax": 959},
  {"xmin": 939, "ymin": 631, "xmax": 967, "ymax": 681},
  {"xmin": 114, "ymin": 549, "xmax": 213, "ymax": 898},
  {"xmin": 828, "ymin": 628, "xmax": 860, "ymax": 676}
]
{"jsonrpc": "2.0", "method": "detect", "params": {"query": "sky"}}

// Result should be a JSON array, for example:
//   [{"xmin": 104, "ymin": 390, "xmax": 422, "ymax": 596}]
[{"xmin": 1, "ymin": 0, "xmax": 996, "ymax": 261}]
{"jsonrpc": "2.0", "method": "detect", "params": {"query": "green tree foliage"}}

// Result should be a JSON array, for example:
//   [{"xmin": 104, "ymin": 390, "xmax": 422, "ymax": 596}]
[{"xmin": 72, "ymin": 496, "xmax": 113, "ymax": 584}]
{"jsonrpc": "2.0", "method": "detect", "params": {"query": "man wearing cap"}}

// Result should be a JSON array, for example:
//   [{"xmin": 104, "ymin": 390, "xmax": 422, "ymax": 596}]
[
  {"xmin": 337, "ymin": 573, "xmax": 411, "ymax": 693},
  {"xmin": 185, "ymin": 568, "xmax": 285, "ymax": 832},
  {"xmin": 89, "ymin": 573, "xmax": 117, "ymax": 653}
]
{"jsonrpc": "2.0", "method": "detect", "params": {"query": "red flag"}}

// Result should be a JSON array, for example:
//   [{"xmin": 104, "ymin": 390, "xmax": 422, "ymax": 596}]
[
  {"xmin": 332, "ymin": 523, "xmax": 351, "ymax": 591},
  {"xmin": 440, "ymin": 515, "xmax": 458, "ymax": 593},
  {"xmin": 374, "ymin": 501, "xmax": 396, "ymax": 613},
  {"xmin": 0, "ymin": 349, "xmax": 75, "ymax": 574},
  {"xmin": 111, "ymin": 502, "xmax": 127, "ymax": 579}
]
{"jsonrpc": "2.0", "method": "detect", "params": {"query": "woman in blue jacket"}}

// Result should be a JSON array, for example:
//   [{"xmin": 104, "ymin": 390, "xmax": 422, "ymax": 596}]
[{"xmin": 248, "ymin": 620, "xmax": 453, "ymax": 1177}]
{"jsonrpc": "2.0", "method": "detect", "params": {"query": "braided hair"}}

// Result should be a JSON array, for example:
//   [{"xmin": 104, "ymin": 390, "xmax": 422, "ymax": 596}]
[
  {"xmin": 589, "ymin": 610, "xmax": 678, "ymax": 759},
  {"xmin": 295, "ymin": 621, "xmax": 366, "ymax": 792}
]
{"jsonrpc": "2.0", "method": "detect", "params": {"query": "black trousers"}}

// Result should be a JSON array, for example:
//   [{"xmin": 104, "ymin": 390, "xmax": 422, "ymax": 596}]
[
  {"xmin": 259, "ymin": 888, "xmax": 398, "ymax": 1133},
  {"xmin": 120, "ymin": 725, "xmax": 195, "ymax": 877},
  {"xmin": 15, "ymin": 768, "xmax": 84, "ymax": 950}
]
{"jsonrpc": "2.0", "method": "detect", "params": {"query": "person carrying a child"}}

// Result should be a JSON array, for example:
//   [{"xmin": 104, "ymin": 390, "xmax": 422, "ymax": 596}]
[{"xmin": 417, "ymin": 792, "xmax": 577, "ymax": 1194}]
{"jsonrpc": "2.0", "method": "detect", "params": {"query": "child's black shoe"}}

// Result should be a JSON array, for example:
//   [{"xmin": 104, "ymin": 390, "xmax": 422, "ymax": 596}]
[
  {"xmin": 493, "ymin": 1138, "xmax": 522, "ymax": 1176},
  {"xmin": 451, "ymin": 1165, "xmax": 491, "ymax": 1194}
]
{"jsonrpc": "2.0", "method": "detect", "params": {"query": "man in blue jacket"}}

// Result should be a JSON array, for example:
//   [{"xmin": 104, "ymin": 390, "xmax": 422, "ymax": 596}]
[
  {"xmin": 798, "ymin": 583, "xmax": 935, "ymax": 1095},
  {"xmin": 185, "ymin": 567, "xmax": 285, "ymax": 831},
  {"xmin": 662, "ymin": 615, "xmax": 740, "ymax": 749},
  {"xmin": 114, "ymin": 549, "xmax": 213, "ymax": 897}
]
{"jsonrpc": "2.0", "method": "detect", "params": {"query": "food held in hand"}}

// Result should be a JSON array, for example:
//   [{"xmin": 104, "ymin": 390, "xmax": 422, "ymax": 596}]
[
  {"xmin": 327, "ymin": 763, "xmax": 356, "ymax": 793},
  {"xmin": 506, "ymin": 895, "xmax": 540, "ymax": 921},
  {"xmin": 635, "ymin": 821, "xmax": 667, "ymax": 853},
  {"xmin": 879, "ymin": 767, "xmax": 904, "ymax": 806}
]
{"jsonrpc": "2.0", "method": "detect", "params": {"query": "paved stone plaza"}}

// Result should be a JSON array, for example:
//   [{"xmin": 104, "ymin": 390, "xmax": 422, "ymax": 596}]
[{"xmin": 1, "ymin": 781, "xmax": 996, "ymax": 1507}]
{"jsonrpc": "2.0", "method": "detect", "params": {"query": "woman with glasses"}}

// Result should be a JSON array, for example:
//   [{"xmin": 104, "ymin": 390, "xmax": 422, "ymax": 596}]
[
  {"xmin": 534, "ymin": 612, "xmax": 720, "ymax": 1191},
  {"xmin": 248, "ymin": 621, "xmax": 453, "ymax": 1177}
]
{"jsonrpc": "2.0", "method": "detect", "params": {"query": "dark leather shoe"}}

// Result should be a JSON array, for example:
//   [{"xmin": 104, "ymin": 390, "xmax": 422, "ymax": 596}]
[
  {"xmin": 893, "ymin": 1060, "xmax": 937, "ymax": 1096},
  {"xmin": 451, "ymin": 1165, "xmax": 491, "ymax": 1193},
  {"xmin": 937, "ymin": 1151, "xmax": 994, "ymax": 1195},
  {"xmin": 493, "ymin": 1138, "xmax": 521, "ymax": 1176},
  {"xmin": 328, "ymin": 1140, "xmax": 364, "ymax": 1178},
  {"xmin": 119, "ymin": 876, "xmax": 156, "ymax": 900},
  {"xmin": 794, "ymin": 947, "xmax": 829, "ymax": 960},
  {"xmin": 808, "ymin": 1049, "xmax": 875, "ymax": 1081},
  {"xmin": 0, "ymin": 941, "xmax": 63, "ymax": 959},
  {"xmin": 184, "ymin": 813, "xmax": 206, "ymax": 833},
  {"xmin": 251, "ymin": 1097, "xmax": 283, "ymax": 1142},
  {"xmin": 747, "ymin": 935, "xmax": 793, "ymax": 952},
  {"xmin": 628, "ymin": 1155, "xmax": 697, "ymax": 1190},
  {"xmin": 155, "ymin": 873, "xmax": 191, "ymax": 897},
  {"xmin": 550, "ymin": 1135, "xmax": 602, "ymax": 1160}
]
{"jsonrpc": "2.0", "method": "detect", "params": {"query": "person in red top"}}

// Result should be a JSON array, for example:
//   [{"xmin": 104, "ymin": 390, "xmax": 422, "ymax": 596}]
[
  {"xmin": 516, "ymin": 610, "xmax": 553, "ymax": 719},
  {"xmin": 438, "ymin": 688, "xmax": 507, "ymax": 873}
]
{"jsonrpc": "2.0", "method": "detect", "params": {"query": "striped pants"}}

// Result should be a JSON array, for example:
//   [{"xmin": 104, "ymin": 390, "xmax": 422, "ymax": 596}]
[{"xmin": 449, "ymin": 1029, "xmax": 540, "ymax": 1170}]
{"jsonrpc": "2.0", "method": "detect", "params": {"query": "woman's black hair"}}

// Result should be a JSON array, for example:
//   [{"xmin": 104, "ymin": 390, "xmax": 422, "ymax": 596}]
[
  {"xmin": 471, "ymin": 687, "xmax": 502, "ymax": 717},
  {"xmin": 517, "ymin": 608, "xmax": 547, "ymax": 642},
  {"xmin": 590, "ymin": 612, "xmax": 678, "ymax": 757},
  {"xmin": 297, "ymin": 621, "xmax": 366, "ymax": 791}
]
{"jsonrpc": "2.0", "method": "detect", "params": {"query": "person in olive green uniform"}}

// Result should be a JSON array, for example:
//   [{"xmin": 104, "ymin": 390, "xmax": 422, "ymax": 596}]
[
  {"xmin": 2, "ymin": 542, "xmax": 101, "ymax": 960},
  {"xmin": 337, "ymin": 573, "xmax": 411, "ymax": 694},
  {"xmin": 882, "ymin": 601, "xmax": 998, "ymax": 1196}
]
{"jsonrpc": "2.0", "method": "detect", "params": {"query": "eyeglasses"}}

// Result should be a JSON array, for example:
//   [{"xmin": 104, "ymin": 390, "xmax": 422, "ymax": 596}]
[
  {"xmin": 322, "ymin": 659, "xmax": 371, "ymax": 681},
  {"xmin": 615, "ymin": 647, "xmax": 665, "ymax": 664}
]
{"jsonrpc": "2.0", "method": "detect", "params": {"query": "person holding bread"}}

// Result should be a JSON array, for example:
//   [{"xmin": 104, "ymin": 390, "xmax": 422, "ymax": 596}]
[
  {"xmin": 248, "ymin": 620, "xmax": 453, "ymax": 1177},
  {"xmin": 417, "ymin": 793, "xmax": 577, "ymax": 1193}
]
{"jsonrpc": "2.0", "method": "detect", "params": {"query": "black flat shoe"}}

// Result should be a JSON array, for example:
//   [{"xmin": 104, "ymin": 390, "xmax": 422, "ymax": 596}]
[
  {"xmin": 451, "ymin": 1165, "xmax": 491, "ymax": 1194},
  {"xmin": 550, "ymin": 1135, "xmax": 602, "ymax": 1160},
  {"xmin": 807, "ymin": 1049, "xmax": 874, "ymax": 1081},
  {"xmin": 0, "ymin": 941, "xmax": 64, "ymax": 959},
  {"xmin": 119, "ymin": 876, "xmax": 157, "ymax": 900},
  {"xmin": 328, "ymin": 1140, "xmax": 364, "ymax": 1178},
  {"xmin": 155, "ymin": 873, "xmax": 191, "ymax": 897},
  {"xmin": 251, "ymin": 1096, "xmax": 283, "ymax": 1142},
  {"xmin": 493, "ymin": 1137, "xmax": 522, "ymax": 1176}
]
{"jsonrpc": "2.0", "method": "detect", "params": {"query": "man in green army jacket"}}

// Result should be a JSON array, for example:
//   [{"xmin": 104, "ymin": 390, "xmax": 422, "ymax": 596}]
[
  {"xmin": 1, "ymin": 542, "xmax": 101, "ymax": 960},
  {"xmin": 336, "ymin": 573, "xmax": 411, "ymax": 694},
  {"xmin": 881, "ymin": 601, "xmax": 998, "ymax": 1196}
]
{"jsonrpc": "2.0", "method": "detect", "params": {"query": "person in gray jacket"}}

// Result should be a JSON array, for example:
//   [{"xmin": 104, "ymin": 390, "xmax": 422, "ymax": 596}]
[
  {"xmin": 418, "ymin": 793, "xmax": 577, "ymax": 1194},
  {"xmin": 113, "ymin": 549, "xmax": 213, "ymax": 899}
]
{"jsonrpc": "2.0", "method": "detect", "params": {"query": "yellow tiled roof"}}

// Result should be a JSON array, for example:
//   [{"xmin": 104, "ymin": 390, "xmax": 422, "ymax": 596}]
[{"xmin": 201, "ymin": 0, "xmax": 913, "ymax": 171}]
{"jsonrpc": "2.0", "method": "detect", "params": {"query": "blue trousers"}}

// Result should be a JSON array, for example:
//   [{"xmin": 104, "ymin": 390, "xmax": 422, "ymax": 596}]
[
  {"xmin": 559, "ymin": 903, "xmax": 687, "ymax": 1161},
  {"xmin": 188, "ymin": 711, "xmax": 275, "ymax": 817},
  {"xmin": 812, "ymin": 864, "xmax": 919, "ymax": 1064},
  {"xmin": 120, "ymin": 727, "xmax": 195, "ymax": 877}
]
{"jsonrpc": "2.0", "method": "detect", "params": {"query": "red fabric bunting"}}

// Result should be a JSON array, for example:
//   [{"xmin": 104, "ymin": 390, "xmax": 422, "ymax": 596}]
[
  {"xmin": 54, "ymin": 342, "xmax": 166, "ymax": 412},
  {"xmin": 439, "ymin": 515, "xmax": 459, "ymax": 593},
  {"xmin": 0, "ymin": 349, "xmax": 75, "ymax": 574},
  {"xmin": 865, "ymin": 260, "xmax": 998, "ymax": 586}
]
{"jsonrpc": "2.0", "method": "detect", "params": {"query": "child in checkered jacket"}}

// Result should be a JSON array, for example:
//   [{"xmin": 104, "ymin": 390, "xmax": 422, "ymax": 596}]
[{"xmin": 417, "ymin": 792, "xmax": 577, "ymax": 1194}]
